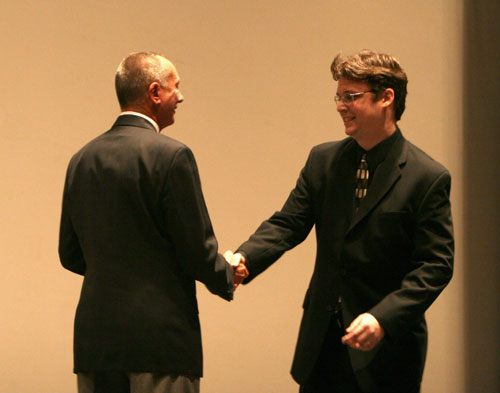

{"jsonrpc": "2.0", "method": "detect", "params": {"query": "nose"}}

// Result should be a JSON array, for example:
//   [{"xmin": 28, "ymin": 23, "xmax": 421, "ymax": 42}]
[
  {"xmin": 336, "ymin": 100, "xmax": 347, "ymax": 113},
  {"xmin": 177, "ymin": 90, "xmax": 184, "ymax": 103}
]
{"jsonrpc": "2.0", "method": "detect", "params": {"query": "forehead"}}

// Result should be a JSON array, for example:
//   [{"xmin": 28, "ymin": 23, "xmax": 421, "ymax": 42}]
[
  {"xmin": 157, "ymin": 57, "xmax": 178, "ymax": 79},
  {"xmin": 165, "ymin": 66, "xmax": 180, "ymax": 85},
  {"xmin": 336, "ymin": 77, "xmax": 371, "ymax": 93}
]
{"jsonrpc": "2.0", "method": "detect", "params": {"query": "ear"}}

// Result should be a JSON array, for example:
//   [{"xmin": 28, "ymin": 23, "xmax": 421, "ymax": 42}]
[
  {"xmin": 380, "ymin": 88, "xmax": 395, "ymax": 109},
  {"xmin": 148, "ymin": 81, "xmax": 162, "ymax": 105}
]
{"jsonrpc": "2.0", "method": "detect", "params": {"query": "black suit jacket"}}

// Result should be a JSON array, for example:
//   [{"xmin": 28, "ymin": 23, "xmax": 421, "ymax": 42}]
[
  {"xmin": 59, "ymin": 115, "xmax": 233, "ymax": 377},
  {"xmin": 237, "ymin": 130, "xmax": 453, "ymax": 392}
]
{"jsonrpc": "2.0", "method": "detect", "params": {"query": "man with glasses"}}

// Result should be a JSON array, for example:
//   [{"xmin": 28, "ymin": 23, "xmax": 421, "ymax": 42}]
[{"xmin": 226, "ymin": 50, "xmax": 454, "ymax": 392}]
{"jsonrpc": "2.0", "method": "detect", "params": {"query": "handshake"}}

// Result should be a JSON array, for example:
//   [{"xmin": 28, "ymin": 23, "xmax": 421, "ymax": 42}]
[{"xmin": 224, "ymin": 250, "xmax": 249, "ymax": 290}]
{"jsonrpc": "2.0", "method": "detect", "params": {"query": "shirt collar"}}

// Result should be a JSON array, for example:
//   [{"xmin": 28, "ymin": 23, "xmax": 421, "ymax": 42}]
[
  {"xmin": 356, "ymin": 128, "xmax": 402, "ymax": 171},
  {"xmin": 119, "ymin": 111, "xmax": 160, "ymax": 133}
]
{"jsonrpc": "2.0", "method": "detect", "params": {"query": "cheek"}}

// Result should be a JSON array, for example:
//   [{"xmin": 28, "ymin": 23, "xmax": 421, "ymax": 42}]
[{"xmin": 167, "ymin": 95, "xmax": 177, "ymax": 106}]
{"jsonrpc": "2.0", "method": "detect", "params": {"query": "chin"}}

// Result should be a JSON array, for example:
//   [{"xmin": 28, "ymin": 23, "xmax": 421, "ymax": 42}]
[
  {"xmin": 344, "ymin": 127, "xmax": 356, "ymax": 137},
  {"xmin": 164, "ymin": 119, "xmax": 174, "ymax": 128}
]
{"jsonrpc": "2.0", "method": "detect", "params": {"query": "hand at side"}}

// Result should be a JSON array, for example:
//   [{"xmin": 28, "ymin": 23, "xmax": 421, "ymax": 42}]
[{"xmin": 342, "ymin": 313, "xmax": 384, "ymax": 351}]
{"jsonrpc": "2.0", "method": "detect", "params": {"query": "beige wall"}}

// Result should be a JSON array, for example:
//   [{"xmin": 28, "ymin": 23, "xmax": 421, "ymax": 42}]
[{"xmin": 0, "ymin": 1, "xmax": 478, "ymax": 392}]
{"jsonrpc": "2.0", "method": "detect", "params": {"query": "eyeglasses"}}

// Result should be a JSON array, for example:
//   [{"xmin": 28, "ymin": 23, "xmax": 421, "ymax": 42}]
[{"xmin": 334, "ymin": 90, "xmax": 376, "ymax": 105}]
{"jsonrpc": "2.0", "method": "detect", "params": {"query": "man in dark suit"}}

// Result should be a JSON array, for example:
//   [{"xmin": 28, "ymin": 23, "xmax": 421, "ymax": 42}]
[
  {"xmin": 59, "ymin": 52, "xmax": 246, "ymax": 393},
  {"xmin": 226, "ymin": 50, "xmax": 454, "ymax": 392}
]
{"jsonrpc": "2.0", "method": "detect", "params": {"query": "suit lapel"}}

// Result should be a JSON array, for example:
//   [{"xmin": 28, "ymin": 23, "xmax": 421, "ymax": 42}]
[
  {"xmin": 329, "ymin": 140, "xmax": 358, "ymax": 219},
  {"xmin": 347, "ymin": 135, "xmax": 407, "ymax": 232}
]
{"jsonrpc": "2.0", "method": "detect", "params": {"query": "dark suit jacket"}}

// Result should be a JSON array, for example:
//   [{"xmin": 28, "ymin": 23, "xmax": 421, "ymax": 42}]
[
  {"xmin": 59, "ymin": 115, "xmax": 233, "ymax": 377},
  {"xmin": 237, "ymin": 130, "xmax": 453, "ymax": 392}
]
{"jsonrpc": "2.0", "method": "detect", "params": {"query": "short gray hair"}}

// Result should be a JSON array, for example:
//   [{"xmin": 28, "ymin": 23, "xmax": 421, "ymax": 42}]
[{"xmin": 115, "ymin": 52, "xmax": 172, "ymax": 108}]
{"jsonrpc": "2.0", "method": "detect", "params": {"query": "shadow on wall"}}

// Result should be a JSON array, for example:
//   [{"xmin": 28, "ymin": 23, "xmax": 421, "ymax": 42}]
[{"xmin": 463, "ymin": 2, "xmax": 500, "ymax": 393}]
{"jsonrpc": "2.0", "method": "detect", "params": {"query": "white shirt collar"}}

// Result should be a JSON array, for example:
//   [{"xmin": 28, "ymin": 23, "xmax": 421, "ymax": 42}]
[{"xmin": 119, "ymin": 111, "xmax": 160, "ymax": 133}]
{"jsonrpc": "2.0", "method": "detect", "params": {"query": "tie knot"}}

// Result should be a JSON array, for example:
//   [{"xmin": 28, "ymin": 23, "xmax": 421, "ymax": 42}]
[
  {"xmin": 357, "ymin": 154, "xmax": 369, "ymax": 180},
  {"xmin": 360, "ymin": 153, "xmax": 368, "ymax": 168}
]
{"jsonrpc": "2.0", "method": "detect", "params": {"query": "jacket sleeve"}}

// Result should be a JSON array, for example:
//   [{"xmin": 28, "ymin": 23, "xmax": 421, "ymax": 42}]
[
  {"xmin": 58, "ymin": 165, "xmax": 86, "ymax": 275},
  {"xmin": 369, "ymin": 170, "xmax": 454, "ymax": 338},
  {"xmin": 162, "ymin": 146, "xmax": 233, "ymax": 301},
  {"xmin": 237, "ymin": 151, "xmax": 316, "ymax": 282}
]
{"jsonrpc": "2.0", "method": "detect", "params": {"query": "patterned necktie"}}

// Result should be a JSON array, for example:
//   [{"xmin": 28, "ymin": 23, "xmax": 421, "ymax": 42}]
[{"xmin": 354, "ymin": 153, "xmax": 369, "ymax": 212}]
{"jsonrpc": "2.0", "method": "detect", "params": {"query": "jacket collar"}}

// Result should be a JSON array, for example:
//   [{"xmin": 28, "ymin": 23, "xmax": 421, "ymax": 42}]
[{"xmin": 112, "ymin": 114, "xmax": 158, "ymax": 133}]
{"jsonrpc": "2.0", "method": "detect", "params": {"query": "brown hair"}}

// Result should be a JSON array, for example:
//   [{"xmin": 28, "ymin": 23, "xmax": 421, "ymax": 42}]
[{"xmin": 331, "ymin": 50, "xmax": 408, "ymax": 121}]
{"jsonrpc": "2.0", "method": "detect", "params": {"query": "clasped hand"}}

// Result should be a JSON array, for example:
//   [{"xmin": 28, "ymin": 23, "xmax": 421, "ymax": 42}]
[
  {"xmin": 342, "ymin": 312, "xmax": 384, "ymax": 351},
  {"xmin": 223, "ymin": 250, "xmax": 249, "ymax": 290}
]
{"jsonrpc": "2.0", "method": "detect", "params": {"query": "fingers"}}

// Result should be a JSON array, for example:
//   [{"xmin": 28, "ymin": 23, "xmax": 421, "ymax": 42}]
[
  {"xmin": 224, "ymin": 250, "xmax": 245, "ymax": 267},
  {"xmin": 341, "ymin": 315, "xmax": 364, "ymax": 348},
  {"xmin": 341, "ymin": 313, "xmax": 384, "ymax": 352},
  {"xmin": 223, "ymin": 250, "xmax": 235, "ymax": 264},
  {"xmin": 233, "ymin": 262, "xmax": 249, "ymax": 289},
  {"xmin": 232, "ymin": 253, "xmax": 248, "ymax": 290},
  {"xmin": 231, "ymin": 253, "xmax": 246, "ymax": 268},
  {"xmin": 224, "ymin": 250, "xmax": 249, "ymax": 290}
]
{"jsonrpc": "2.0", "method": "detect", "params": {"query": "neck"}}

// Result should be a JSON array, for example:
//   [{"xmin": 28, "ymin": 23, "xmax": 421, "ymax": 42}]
[
  {"xmin": 121, "ymin": 105, "xmax": 154, "ymax": 123},
  {"xmin": 122, "ymin": 104, "xmax": 159, "ymax": 125},
  {"xmin": 120, "ymin": 107, "xmax": 160, "ymax": 132},
  {"xmin": 357, "ymin": 122, "xmax": 397, "ymax": 151}
]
